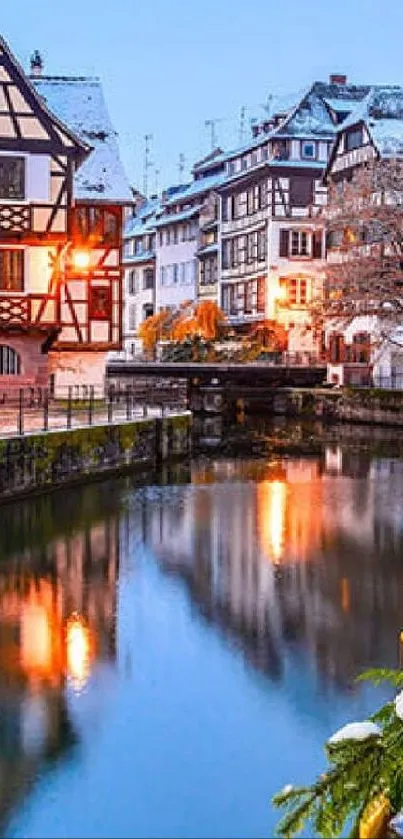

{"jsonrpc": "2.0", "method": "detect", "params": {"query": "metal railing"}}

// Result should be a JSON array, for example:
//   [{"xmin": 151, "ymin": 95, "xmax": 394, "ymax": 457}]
[
  {"xmin": 371, "ymin": 375, "xmax": 403, "ymax": 391},
  {"xmin": 0, "ymin": 384, "xmax": 188, "ymax": 439}
]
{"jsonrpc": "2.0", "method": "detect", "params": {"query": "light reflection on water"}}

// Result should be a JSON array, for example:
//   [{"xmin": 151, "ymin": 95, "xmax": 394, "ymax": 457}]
[{"xmin": 0, "ymin": 442, "xmax": 402, "ymax": 838}]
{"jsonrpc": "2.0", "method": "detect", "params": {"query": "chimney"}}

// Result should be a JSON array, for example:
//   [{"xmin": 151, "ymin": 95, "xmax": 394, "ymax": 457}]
[
  {"xmin": 30, "ymin": 50, "xmax": 43, "ymax": 77},
  {"xmin": 330, "ymin": 73, "xmax": 347, "ymax": 86}
]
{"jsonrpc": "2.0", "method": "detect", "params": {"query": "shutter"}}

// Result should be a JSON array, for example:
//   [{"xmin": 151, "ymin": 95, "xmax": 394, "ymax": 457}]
[
  {"xmin": 279, "ymin": 229, "xmax": 289, "ymax": 258},
  {"xmin": 313, "ymin": 230, "xmax": 322, "ymax": 259}
]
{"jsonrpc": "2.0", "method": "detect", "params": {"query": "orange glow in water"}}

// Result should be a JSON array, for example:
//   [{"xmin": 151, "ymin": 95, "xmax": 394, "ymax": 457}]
[
  {"xmin": 66, "ymin": 614, "xmax": 92, "ymax": 689},
  {"xmin": 258, "ymin": 480, "xmax": 287, "ymax": 563}
]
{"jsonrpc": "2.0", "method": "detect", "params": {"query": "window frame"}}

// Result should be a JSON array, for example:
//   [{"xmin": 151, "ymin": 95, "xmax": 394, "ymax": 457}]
[
  {"xmin": 0, "ymin": 248, "xmax": 25, "ymax": 292},
  {"xmin": 0, "ymin": 156, "xmax": 25, "ymax": 201},
  {"xmin": 0, "ymin": 345, "xmax": 21, "ymax": 375},
  {"xmin": 301, "ymin": 141, "xmax": 316, "ymax": 160}
]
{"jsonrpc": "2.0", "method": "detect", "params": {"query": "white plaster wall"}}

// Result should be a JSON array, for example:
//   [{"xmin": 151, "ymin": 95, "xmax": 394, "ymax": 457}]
[
  {"xmin": 49, "ymin": 351, "xmax": 108, "ymax": 394},
  {"xmin": 266, "ymin": 220, "xmax": 324, "ymax": 326},
  {"xmin": 122, "ymin": 262, "xmax": 154, "ymax": 356},
  {"xmin": 27, "ymin": 155, "xmax": 50, "ymax": 202},
  {"xmin": 156, "ymin": 240, "xmax": 198, "ymax": 311},
  {"xmin": 26, "ymin": 246, "xmax": 53, "ymax": 293}
]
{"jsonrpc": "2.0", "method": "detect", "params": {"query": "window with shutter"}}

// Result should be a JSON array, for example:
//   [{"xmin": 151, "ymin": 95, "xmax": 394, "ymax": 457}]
[{"xmin": 279, "ymin": 229, "xmax": 289, "ymax": 258}]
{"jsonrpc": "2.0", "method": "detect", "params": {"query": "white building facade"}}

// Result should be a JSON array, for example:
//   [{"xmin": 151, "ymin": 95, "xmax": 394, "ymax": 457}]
[
  {"xmin": 216, "ymin": 77, "xmax": 370, "ymax": 357},
  {"xmin": 120, "ymin": 199, "xmax": 159, "ymax": 358},
  {"xmin": 155, "ymin": 170, "xmax": 225, "ymax": 313}
]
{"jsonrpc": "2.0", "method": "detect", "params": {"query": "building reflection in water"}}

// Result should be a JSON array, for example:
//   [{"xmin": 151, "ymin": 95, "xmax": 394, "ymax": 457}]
[
  {"xmin": 0, "ymin": 486, "xmax": 120, "ymax": 828},
  {"xmin": 138, "ymin": 451, "xmax": 403, "ymax": 692}
]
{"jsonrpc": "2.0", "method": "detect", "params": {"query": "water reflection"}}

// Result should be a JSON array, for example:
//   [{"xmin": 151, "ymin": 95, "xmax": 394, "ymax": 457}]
[
  {"xmin": 0, "ymin": 484, "xmax": 119, "ymax": 829},
  {"xmin": 134, "ymin": 452, "xmax": 403, "ymax": 689},
  {"xmin": 2, "ymin": 446, "xmax": 403, "ymax": 836}
]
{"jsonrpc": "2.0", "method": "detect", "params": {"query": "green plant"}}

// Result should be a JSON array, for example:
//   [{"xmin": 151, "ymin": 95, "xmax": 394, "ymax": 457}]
[{"xmin": 273, "ymin": 668, "xmax": 403, "ymax": 838}]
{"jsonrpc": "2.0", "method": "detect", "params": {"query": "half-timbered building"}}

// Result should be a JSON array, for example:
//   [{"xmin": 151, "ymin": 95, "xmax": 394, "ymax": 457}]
[
  {"xmin": 0, "ymin": 35, "xmax": 131, "ymax": 394},
  {"xmin": 324, "ymin": 86, "xmax": 403, "ymax": 386},
  {"xmin": 216, "ymin": 76, "xmax": 369, "ymax": 358},
  {"xmin": 31, "ymin": 61, "xmax": 132, "ymax": 391}
]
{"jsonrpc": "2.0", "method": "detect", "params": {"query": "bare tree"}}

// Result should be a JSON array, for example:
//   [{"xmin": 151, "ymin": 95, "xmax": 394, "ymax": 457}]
[{"xmin": 322, "ymin": 157, "xmax": 403, "ymax": 337}]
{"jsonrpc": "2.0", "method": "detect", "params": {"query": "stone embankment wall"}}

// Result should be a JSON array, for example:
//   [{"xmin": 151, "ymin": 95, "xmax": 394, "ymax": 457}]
[
  {"xmin": 0, "ymin": 414, "xmax": 192, "ymax": 504},
  {"xmin": 273, "ymin": 388, "xmax": 403, "ymax": 426}
]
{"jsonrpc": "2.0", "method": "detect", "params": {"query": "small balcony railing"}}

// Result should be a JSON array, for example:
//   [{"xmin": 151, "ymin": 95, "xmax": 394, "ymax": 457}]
[
  {"xmin": 0, "ymin": 294, "xmax": 31, "ymax": 325},
  {"xmin": 0, "ymin": 204, "xmax": 32, "ymax": 235},
  {"xmin": 0, "ymin": 294, "xmax": 59, "ymax": 328}
]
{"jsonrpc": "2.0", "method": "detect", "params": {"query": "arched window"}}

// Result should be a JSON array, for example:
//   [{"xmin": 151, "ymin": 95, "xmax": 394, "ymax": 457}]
[{"xmin": 0, "ymin": 345, "xmax": 21, "ymax": 375}]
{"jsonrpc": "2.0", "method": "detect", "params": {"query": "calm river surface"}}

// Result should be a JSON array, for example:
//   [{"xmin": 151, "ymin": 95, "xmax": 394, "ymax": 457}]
[{"xmin": 1, "ymin": 423, "xmax": 403, "ymax": 838}]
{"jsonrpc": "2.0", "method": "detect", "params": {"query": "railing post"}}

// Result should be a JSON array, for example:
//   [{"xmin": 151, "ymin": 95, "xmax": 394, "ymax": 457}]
[
  {"xmin": 88, "ymin": 385, "xmax": 94, "ymax": 426},
  {"xmin": 43, "ymin": 388, "xmax": 49, "ymax": 431},
  {"xmin": 108, "ymin": 386, "xmax": 113, "ymax": 424},
  {"xmin": 18, "ymin": 388, "xmax": 24, "ymax": 436},
  {"xmin": 67, "ymin": 386, "xmax": 72, "ymax": 429}
]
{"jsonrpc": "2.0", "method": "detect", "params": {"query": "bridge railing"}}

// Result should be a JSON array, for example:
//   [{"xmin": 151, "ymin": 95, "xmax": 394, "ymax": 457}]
[{"xmin": 0, "ymin": 384, "xmax": 188, "ymax": 439}]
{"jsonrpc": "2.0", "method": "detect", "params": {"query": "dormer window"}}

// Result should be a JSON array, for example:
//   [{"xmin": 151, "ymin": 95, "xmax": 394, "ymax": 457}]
[
  {"xmin": 228, "ymin": 161, "xmax": 236, "ymax": 175},
  {"xmin": 0, "ymin": 157, "xmax": 25, "ymax": 200},
  {"xmin": 301, "ymin": 142, "xmax": 316, "ymax": 160}
]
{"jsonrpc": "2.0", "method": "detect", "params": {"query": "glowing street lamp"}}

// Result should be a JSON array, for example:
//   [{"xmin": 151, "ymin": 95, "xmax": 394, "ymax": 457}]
[
  {"xmin": 274, "ymin": 284, "xmax": 287, "ymax": 303},
  {"xmin": 71, "ymin": 249, "xmax": 91, "ymax": 271}
]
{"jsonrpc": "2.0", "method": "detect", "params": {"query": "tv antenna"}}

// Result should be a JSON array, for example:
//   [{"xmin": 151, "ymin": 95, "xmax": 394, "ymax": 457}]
[
  {"xmin": 178, "ymin": 153, "xmax": 186, "ymax": 181},
  {"xmin": 143, "ymin": 134, "xmax": 153, "ymax": 197},
  {"xmin": 239, "ymin": 106, "xmax": 247, "ymax": 145},
  {"xmin": 205, "ymin": 118, "xmax": 223, "ymax": 151}
]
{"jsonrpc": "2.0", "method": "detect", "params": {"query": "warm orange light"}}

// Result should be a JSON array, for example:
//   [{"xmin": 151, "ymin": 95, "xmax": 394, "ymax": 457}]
[
  {"xmin": 66, "ymin": 614, "xmax": 92, "ymax": 689},
  {"xmin": 274, "ymin": 285, "xmax": 287, "ymax": 302},
  {"xmin": 72, "ymin": 250, "xmax": 90, "ymax": 270},
  {"xmin": 258, "ymin": 480, "xmax": 287, "ymax": 563}
]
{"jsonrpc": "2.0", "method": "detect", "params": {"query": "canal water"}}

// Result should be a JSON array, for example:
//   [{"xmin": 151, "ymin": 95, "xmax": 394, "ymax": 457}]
[{"xmin": 1, "ymin": 421, "xmax": 403, "ymax": 838}]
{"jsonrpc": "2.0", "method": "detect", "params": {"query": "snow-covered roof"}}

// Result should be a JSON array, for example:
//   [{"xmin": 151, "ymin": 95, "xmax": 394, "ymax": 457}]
[
  {"xmin": 124, "ymin": 250, "xmax": 155, "ymax": 264},
  {"xmin": 32, "ymin": 76, "xmax": 132, "ymax": 203},
  {"xmin": 342, "ymin": 86, "xmax": 403, "ymax": 157},
  {"xmin": 155, "ymin": 205, "xmax": 202, "ymax": 227},
  {"xmin": 163, "ymin": 171, "xmax": 226, "ymax": 206},
  {"xmin": 273, "ymin": 82, "xmax": 370, "ymax": 139},
  {"xmin": 324, "ymin": 97, "xmax": 364, "ymax": 114},
  {"xmin": 197, "ymin": 242, "xmax": 218, "ymax": 256},
  {"xmin": 124, "ymin": 197, "xmax": 161, "ymax": 238}
]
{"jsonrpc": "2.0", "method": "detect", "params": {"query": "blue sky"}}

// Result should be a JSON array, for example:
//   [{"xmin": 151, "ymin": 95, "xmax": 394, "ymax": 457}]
[{"xmin": 3, "ymin": 0, "xmax": 403, "ymax": 192}]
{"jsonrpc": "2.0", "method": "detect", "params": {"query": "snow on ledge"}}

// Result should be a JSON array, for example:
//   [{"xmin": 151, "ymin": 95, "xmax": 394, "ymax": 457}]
[{"xmin": 328, "ymin": 721, "xmax": 381, "ymax": 745}]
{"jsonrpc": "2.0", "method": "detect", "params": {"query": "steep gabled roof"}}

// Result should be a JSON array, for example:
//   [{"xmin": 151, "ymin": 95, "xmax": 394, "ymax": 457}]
[
  {"xmin": 325, "ymin": 85, "xmax": 403, "ymax": 178},
  {"xmin": 0, "ymin": 35, "xmax": 89, "ymax": 160},
  {"xmin": 272, "ymin": 81, "xmax": 370, "ymax": 139},
  {"xmin": 32, "ymin": 75, "xmax": 132, "ymax": 203},
  {"xmin": 352, "ymin": 86, "xmax": 403, "ymax": 157}
]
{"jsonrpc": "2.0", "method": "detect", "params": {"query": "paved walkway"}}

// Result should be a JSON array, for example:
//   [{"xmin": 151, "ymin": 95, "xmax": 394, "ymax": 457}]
[{"xmin": 0, "ymin": 403, "xmax": 183, "ymax": 438}]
